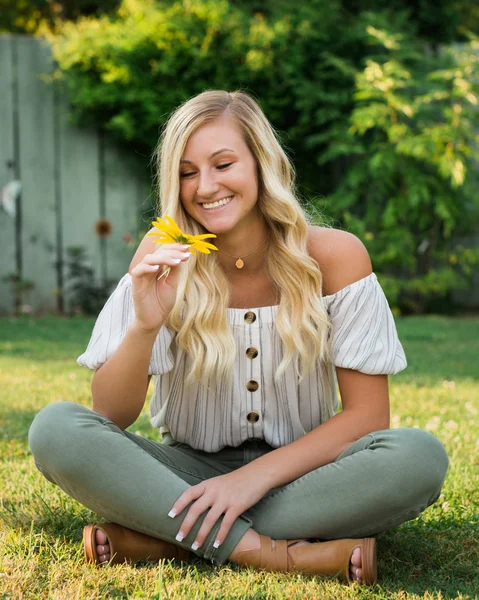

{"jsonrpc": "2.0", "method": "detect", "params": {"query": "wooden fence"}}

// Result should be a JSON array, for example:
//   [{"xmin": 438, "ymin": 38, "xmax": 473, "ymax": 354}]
[{"xmin": 0, "ymin": 34, "xmax": 152, "ymax": 315}]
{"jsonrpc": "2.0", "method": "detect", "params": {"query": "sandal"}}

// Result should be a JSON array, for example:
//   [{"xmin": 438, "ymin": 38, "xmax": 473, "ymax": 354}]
[
  {"xmin": 83, "ymin": 522, "xmax": 190, "ymax": 566},
  {"xmin": 232, "ymin": 535, "xmax": 377, "ymax": 584}
]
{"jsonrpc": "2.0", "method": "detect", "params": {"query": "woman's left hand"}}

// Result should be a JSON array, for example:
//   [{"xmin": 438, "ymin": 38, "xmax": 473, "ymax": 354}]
[{"xmin": 169, "ymin": 469, "xmax": 269, "ymax": 550}]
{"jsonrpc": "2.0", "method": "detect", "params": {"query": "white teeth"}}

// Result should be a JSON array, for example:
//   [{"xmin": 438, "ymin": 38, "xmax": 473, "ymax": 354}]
[{"xmin": 202, "ymin": 196, "xmax": 233, "ymax": 210}]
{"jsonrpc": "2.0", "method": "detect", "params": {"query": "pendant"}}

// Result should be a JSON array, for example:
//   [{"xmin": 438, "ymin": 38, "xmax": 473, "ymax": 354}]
[{"xmin": 235, "ymin": 258, "xmax": 244, "ymax": 269}]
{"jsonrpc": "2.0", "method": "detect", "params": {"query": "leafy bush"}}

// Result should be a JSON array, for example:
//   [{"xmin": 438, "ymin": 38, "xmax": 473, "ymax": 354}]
[
  {"xmin": 314, "ymin": 20, "xmax": 479, "ymax": 313},
  {"xmin": 65, "ymin": 246, "xmax": 114, "ymax": 316},
  {"xmin": 48, "ymin": 0, "xmax": 479, "ymax": 313}
]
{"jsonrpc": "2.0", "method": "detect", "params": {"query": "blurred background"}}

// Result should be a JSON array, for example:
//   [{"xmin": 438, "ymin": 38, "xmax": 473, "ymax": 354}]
[{"xmin": 1, "ymin": 0, "xmax": 478, "ymax": 317}]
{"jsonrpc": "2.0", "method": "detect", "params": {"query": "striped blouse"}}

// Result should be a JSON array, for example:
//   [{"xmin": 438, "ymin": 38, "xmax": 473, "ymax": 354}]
[{"xmin": 77, "ymin": 271, "xmax": 407, "ymax": 452}]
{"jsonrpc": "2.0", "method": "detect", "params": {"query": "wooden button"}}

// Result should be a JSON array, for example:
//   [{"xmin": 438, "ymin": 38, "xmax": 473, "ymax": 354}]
[
  {"xmin": 246, "ymin": 347, "xmax": 258, "ymax": 359},
  {"xmin": 244, "ymin": 311, "xmax": 256, "ymax": 324},
  {"xmin": 247, "ymin": 411, "xmax": 260, "ymax": 423},
  {"xmin": 246, "ymin": 380, "xmax": 259, "ymax": 392}
]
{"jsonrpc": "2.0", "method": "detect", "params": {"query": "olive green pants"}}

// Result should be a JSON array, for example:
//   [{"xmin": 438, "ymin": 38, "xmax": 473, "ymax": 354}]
[{"xmin": 28, "ymin": 401, "xmax": 448, "ymax": 565}]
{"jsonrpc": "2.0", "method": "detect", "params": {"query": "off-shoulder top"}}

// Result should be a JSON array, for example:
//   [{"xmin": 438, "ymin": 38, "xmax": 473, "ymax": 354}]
[{"xmin": 77, "ymin": 272, "xmax": 407, "ymax": 452}]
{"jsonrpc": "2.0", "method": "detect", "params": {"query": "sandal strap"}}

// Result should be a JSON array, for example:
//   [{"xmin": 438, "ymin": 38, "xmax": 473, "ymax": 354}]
[
  {"xmin": 234, "ymin": 535, "xmax": 304, "ymax": 571},
  {"xmin": 233, "ymin": 535, "xmax": 377, "ymax": 584},
  {"xmin": 259, "ymin": 536, "xmax": 289, "ymax": 571}
]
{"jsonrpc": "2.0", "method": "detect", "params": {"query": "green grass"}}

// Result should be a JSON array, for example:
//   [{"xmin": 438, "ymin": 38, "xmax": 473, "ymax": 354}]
[{"xmin": 0, "ymin": 315, "xmax": 478, "ymax": 600}]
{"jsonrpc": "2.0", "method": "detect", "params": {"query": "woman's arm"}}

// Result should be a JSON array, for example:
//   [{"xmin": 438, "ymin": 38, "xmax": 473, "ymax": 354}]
[
  {"xmin": 91, "ymin": 230, "xmax": 188, "ymax": 429},
  {"xmin": 233, "ymin": 369, "xmax": 389, "ymax": 492},
  {"xmin": 91, "ymin": 323, "xmax": 156, "ymax": 430}
]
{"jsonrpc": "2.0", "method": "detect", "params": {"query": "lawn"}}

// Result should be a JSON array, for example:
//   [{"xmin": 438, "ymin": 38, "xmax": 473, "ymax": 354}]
[{"xmin": 0, "ymin": 315, "xmax": 478, "ymax": 599}]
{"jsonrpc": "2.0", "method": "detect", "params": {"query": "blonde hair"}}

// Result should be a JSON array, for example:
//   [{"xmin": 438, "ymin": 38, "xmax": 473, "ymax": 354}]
[{"xmin": 154, "ymin": 90, "xmax": 332, "ymax": 389}]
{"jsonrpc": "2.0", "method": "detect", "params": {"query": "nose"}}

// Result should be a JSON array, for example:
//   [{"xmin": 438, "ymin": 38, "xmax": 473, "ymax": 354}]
[{"xmin": 196, "ymin": 169, "xmax": 220, "ymax": 199}]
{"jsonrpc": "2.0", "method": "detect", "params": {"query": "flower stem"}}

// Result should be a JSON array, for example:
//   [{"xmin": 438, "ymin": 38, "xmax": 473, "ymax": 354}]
[{"xmin": 156, "ymin": 266, "xmax": 171, "ymax": 282}]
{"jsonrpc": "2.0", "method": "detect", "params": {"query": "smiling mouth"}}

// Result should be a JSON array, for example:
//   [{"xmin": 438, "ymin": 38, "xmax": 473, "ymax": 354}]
[{"xmin": 201, "ymin": 195, "xmax": 234, "ymax": 210}]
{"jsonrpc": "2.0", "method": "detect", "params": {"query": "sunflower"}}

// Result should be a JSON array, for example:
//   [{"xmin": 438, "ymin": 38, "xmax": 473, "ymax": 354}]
[
  {"xmin": 147, "ymin": 215, "xmax": 218, "ymax": 281},
  {"xmin": 147, "ymin": 215, "xmax": 218, "ymax": 255}
]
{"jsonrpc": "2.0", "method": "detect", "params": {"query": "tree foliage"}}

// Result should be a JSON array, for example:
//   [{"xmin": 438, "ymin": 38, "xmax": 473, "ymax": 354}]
[
  {"xmin": 42, "ymin": 0, "xmax": 479, "ymax": 312},
  {"xmin": 0, "ymin": 0, "xmax": 119, "ymax": 34},
  {"xmin": 313, "ymin": 19, "xmax": 479, "ymax": 313}
]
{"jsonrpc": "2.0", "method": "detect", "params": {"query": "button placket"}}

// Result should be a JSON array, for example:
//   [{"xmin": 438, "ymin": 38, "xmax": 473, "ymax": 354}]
[{"xmin": 244, "ymin": 311, "xmax": 262, "ymax": 434}]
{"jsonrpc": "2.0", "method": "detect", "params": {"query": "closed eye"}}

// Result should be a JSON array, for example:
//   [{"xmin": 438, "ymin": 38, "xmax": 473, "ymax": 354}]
[{"xmin": 180, "ymin": 162, "xmax": 233, "ymax": 178}]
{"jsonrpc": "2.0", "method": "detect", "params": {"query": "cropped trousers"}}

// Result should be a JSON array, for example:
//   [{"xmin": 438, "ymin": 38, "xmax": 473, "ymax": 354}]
[{"xmin": 28, "ymin": 401, "xmax": 449, "ymax": 566}]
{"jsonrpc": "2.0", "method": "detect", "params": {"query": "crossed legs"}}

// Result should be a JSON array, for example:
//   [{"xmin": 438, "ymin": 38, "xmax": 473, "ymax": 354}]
[{"xmin": 29, "ymin": 401, "xmax": 448, "ymax": 582}]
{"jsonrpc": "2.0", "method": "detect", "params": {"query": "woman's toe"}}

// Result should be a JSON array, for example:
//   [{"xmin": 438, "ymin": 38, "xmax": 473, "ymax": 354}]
[
  {"xmin": 95, "ymin": 529, "xmax": 110, "ymax": 557},
  {"xmin": 95, "ymin": 529, "xmax": 108, "ymax": 545},
  {"xmin": 349, "ymin": 547, "xmax": 362, "ymax": 582}
]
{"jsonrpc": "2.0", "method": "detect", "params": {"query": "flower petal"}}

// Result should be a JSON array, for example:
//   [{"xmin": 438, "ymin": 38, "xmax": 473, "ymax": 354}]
[
  {"xmin": 149, "ymin": 214, "xmax": 218, "ymax": 252},
  {"xmin": 148, "ymin": 234, "xmax": 176, "ymax": 244},
  {"xmin": 151, "ymin": 219, "xmax": 175, "ymax": 235},
  {"xmin": 147, "ymin": 231, "xmax": 173, "ymax": 240},
  {"xmin": 164, "ymin": 215, "xmax": 184, "ymax": 238},
  {"xmin": 195, "ymin": 241, "xmax": 219, "ymax": 251},
  {"xmin": 191, "ymin": 241, "xmax": 219, "ymax": 253},
  {"xmin": 189, "ymin": 233, "xmax": 218, "ymax": 241}
]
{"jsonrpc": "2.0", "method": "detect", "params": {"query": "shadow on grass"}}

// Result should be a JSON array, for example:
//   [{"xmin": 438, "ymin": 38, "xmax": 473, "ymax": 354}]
[
  {"xmin": 0, "ymin": 316, "xmax": 93, "ymax": 362},
  {"xmin": 0, "ymin": 405, "xmax": 155, "ymax": 447},
  {"xmin": 395, "ymin": 315, "xmax": 479, "ymax": 382},
  {"xmin": 1, "ymin": 407, "xmax": 39, "ymax": 435},
  {"xmin": 377, "ymin": 519, "xmax": 479, "ymax": 597}
]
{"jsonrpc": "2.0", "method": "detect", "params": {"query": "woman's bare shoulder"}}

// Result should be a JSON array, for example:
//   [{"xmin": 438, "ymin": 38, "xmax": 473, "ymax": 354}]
[
  {"xmin": 129, "ymin": 228, "xmax": 157, "ymax": 274},
  {"xmin": 307, "ymin": 225, "xmax": 373, "ymax": 295}
]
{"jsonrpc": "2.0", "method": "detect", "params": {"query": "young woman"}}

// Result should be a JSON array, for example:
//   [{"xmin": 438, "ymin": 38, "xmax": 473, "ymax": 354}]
[{"xmin": 29, "ymin": 90, "xmax": 449, "ymax": 585}]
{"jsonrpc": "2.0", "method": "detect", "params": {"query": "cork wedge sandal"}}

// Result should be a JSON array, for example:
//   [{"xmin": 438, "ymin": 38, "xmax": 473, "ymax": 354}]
[
  {"xmin": 83, "ymin": 523, "xmax": 190, "ymax": 566},
  {"xmin": 232, "ymin": 535, "xmax": 377, "ymax": 584}
]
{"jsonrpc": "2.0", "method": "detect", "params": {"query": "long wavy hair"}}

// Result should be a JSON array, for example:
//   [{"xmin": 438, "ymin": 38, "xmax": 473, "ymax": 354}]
[{"xmin": 153, "ymin": 90, "xmax": 332, "ymax": 387}]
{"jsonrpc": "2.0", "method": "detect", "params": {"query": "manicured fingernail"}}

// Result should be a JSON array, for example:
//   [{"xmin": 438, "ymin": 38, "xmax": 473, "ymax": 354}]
[
  {"xmin": 168, "ymin": 509, "xmax": 176, "ymax": 518},
  {"xmin": 175, "ymin": 532, "xmax": 184, "ymax": 542},
  {"xmin": 213, "ymin": 539, "xmax": 221, "ymax": 548},
  {"xmin": 151, "ymin": 265, "xmax": 160, "ymax": 270},
  {"xmin": 191, "ymin": 541, "xmax": 200, "ymax": 551},
  {"xmin": 181, "ymin": 245, "xmax": 190, "ymax": 250},
  {"xmin": 172, "ymin": 258, "xmax": 181, "ymax": 264}
]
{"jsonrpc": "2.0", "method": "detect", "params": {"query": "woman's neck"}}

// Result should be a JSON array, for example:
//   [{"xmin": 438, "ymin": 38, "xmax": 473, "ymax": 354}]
[{"xmin": 215, "ymin": 224, "xmax": 271, "ymax": 276}]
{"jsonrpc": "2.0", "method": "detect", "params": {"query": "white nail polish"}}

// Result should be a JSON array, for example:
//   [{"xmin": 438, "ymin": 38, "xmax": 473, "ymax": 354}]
[
  {"xmin": 172, "ymin": 258, "xmax": 181, "ymax": 264},
  {"xmin": 213, "ymin": 539, "xmax": 221, "ymax": 549},
  {"xmin": 175, "ymin": 532, "xmax": 184, "ymax": 542},
  {"xmin": 168, "ymin": 509, "xmax": 176, "ymax": 518},
  {"xmin": 191, "ymin": 541, "xmax": 200, "ymax": 551}
]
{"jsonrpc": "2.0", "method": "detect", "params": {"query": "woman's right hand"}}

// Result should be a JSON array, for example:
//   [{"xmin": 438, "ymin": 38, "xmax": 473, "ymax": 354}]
[{"xmin": 130, "ymin": 243, "xmax": 191, "ymax": 332}]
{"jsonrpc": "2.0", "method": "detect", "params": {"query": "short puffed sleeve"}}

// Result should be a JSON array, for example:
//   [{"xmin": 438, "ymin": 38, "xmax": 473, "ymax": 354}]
[
  {"xmin": 77, "ymin": 273, "xmax": 175, "ymax": 375},
  {"xmin": 323, "ymin": 272, "xmax": 407, "ymax": 374}
]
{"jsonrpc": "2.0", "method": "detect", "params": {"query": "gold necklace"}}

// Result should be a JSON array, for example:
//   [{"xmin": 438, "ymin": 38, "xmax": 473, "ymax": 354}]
[{"xmin": 218, "ymin": 237, "xmax": 270, "ymax": 269}]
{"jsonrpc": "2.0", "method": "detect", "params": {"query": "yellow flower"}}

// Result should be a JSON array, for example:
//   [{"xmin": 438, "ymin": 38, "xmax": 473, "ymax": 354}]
[{"xmin": 147, "ymin": 215, "xmax": 218, "ymax": 255}]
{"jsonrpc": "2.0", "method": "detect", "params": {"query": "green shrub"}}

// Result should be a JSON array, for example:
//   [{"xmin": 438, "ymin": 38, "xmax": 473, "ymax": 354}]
[
  {"xmin": 47, "ymin": 1, "xmax": 479, "ymax": 313},
  {"xmin": 65, "ymin": 246, "xmax": 114, "ymax": 316}
]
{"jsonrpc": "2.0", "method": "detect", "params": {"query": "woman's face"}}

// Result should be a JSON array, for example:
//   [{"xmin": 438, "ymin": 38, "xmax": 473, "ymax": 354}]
[{"xmin": 179, "ymin": 116, "xmax": 260, "ymax": 236}]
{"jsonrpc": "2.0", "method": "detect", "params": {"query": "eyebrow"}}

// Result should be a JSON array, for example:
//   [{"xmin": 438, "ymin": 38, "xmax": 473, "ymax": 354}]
[{"xmin": 180, "ymin": 148, "xmax": 236, "ymax": 164}]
